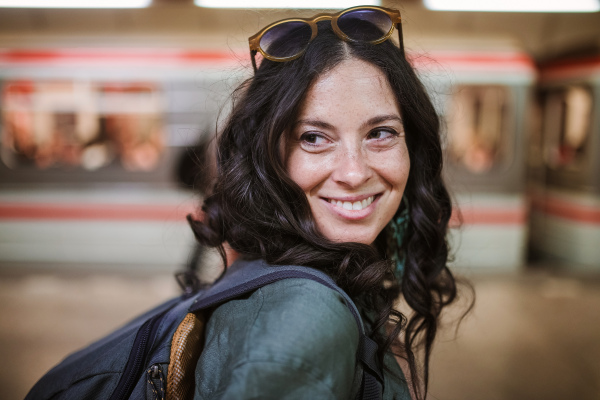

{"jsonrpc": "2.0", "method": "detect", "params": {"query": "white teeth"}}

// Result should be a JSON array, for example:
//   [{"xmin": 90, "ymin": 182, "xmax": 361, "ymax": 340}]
[{"xmin": 329, "ymin": 196, "xmax": 374, "ymax": 211}]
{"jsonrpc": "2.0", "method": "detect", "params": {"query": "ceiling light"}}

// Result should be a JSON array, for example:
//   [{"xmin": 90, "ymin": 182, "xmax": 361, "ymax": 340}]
[
  {"xmin": 424, "ymin": 0, "xmax": 600, "ymax": 12},
  {"xmin": 0, "ymin": 0, "xmax": 151, "ymax": 8},
  {"xmin": 194, "ymin": 0, "xmax": 380, "ymax": 9}
]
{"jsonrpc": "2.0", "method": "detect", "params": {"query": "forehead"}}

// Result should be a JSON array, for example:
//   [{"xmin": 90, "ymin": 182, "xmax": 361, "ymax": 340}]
[{"xmin": 299, "ymin": 58, "xmax": 399, "ymax": 118}]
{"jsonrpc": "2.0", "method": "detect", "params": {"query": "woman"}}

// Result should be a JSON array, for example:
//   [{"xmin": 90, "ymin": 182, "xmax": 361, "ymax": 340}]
[{"xmin": 188, "ymin": 6, "xmax": 459, "ymax": 399}]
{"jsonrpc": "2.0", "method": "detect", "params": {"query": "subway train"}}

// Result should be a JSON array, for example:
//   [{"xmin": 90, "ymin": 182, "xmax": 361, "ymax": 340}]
[
  {"xmin": 528, "ymin": 43, "xmax": 600, "ymax": 270},
  {"xmin": 0, "ymin": 49, "xmax": 244, "ymax": 271},
  {"xmin": 413, "ymin": 37, "xmax": 536, "ymax": 271},
  {"xmin": 0, "ymin": 39, "xmax": 570, "ymax": 273}
]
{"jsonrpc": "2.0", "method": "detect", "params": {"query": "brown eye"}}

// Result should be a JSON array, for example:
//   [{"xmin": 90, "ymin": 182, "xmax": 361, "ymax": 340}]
[
  {"xmin": 368, "ymin": 128, "xmax": 397, "ymax": 140},
  {"xmin": 300, "ymin": 132, "xmax": 328, "ymax": 146},
  {"xmin": 302, "ymin": 133, "xmax": 320, "ymax": 143}
]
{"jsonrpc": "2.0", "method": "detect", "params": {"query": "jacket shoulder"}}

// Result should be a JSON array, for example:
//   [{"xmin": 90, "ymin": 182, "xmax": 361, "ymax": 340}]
[{"xmin": 196, "ymin": 277, "xmax": 359, "ymax": 399}]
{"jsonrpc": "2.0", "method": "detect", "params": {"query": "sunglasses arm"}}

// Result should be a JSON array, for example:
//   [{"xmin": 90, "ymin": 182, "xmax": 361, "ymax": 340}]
[
  {"xmin": 250, "ymin": 49, "xmax": 258, "ymax": 74},
  {"xmin": 397, "ymin": 23, "xmax": 405, "ymax": 58}
]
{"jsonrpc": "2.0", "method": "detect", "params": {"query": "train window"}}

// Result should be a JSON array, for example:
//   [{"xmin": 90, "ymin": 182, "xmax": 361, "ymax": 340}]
[
  {"xmin": 446, "ymin": 85, "xmax": 511, "ymax": 173},
  {"xmin": 541, "ymin": 85, "xmax": 593, "ymax": 170},
  {"xmin": 1, "ymin": 80, "xmax": 165, "ymax": 171}
]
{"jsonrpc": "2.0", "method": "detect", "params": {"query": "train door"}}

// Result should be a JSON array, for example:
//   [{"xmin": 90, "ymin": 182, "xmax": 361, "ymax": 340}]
[
  {"xmin": 418, "ymin": 41, "xmax": 536, "ymax": 271},
  {"xmin": 530, "ymin": 49, "xmax": 600, "ymax": 269}
]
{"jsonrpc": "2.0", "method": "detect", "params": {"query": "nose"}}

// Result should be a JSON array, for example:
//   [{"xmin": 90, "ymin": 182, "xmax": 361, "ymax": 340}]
[{"xmin": 331, "ymin": 145, "xmax": 373, "ymax": 188}]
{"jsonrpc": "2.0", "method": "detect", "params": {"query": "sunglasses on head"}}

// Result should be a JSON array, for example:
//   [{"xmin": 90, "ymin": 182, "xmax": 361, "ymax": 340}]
[{"xmin": 248, "ymin": 5, "xmax": 404, "ymax": 72}]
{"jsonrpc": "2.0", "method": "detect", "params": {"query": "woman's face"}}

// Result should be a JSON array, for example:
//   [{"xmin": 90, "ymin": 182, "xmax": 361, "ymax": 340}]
[{"xmin": 285, "ymin": 58, "xmax": 410, "ymax": 245}]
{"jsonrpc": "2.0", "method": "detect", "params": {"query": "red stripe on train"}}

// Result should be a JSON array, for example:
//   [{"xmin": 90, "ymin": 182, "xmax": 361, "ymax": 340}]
[
  {"xmin": 0, "ymin": 49, "xmax": 242, "ymax": 65},
  {"xmin": 410, "ymin": 52, "xmax": 535, "ymax": 70},
  {"xmin": 0, "ymin": 202, "xmax": 197, "ymax": 221},
  {"xmin": 531, "ymin": 196, "xmax": 600, "ymax": 225},
  {"xmin": 0, "ymin": 49, "xmax": 534, "ymax": 70},
  {"xmin": 450, "ymin": 207, "xmax": 527, "ymax": 227},
  {"xmin": 0, "ymin": 201, "xmax": 526, "ymax": 225}
]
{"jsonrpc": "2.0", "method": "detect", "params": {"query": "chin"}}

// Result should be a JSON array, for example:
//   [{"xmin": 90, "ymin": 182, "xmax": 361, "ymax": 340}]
[{"xmin": 321, "ymin": 227, "xmax": 379, "ymax": 245}]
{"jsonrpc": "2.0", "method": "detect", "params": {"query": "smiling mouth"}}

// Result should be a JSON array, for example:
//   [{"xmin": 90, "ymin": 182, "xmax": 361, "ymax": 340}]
[{"xmin": 326, "ymin": 195, "xmax": 375, "ymax": 211}]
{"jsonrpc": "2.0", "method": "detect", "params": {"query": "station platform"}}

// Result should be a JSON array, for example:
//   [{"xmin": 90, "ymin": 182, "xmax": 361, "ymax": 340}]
[{"xmin": 2, "ymin": 264, "xmax": 599, "ymax": 400}]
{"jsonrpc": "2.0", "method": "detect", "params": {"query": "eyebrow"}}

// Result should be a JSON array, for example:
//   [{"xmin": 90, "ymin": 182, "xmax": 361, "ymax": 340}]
[
  {"xmin": 293, "ymin": 119, "xmax": 335, "ymax": 130},
  {"xmin": 294, "ymin": 114, "xmax": 403, "ymax": 130},
  {"xmin": 360, "ymin": 114, "xmax": 403, "ymax": 129}
]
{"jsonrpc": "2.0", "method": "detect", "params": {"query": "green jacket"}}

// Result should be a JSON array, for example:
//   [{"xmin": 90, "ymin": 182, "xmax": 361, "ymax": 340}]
[{"xmin": 194, "ymin": 269, "xmax": 411, "ymax": 399}]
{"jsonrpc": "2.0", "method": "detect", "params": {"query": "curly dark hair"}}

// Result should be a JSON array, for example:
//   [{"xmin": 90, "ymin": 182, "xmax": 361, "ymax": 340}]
[{"xmin": 188, "ymin": 21, "xmax": 459, "ymax": 399}]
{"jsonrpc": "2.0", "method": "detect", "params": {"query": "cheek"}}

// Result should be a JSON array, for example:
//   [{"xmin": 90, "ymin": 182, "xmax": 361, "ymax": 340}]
[
  {"xmin": 376, "ymin": 144, "xmax": 410, "ymax": 189},
  {"xmin": 286, "ymin": 150, "xmax": 331, "ymax": 194}
]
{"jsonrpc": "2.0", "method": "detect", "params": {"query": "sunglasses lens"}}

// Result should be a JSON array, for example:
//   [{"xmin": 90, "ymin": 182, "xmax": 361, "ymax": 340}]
[
  {"xmin": 337, "ymin": 9, "xmax": 393, "ymax": 42},
  {"xmin": 260, "ymin": 21, "xmax": 312, "ymax": 59}
]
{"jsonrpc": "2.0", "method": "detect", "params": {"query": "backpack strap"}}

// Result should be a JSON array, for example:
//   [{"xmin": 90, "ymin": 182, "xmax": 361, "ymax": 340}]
[
  {"xmin": 187, "ymin": 260, "xmax": 383, "ymax": 400},
  {"xmin": 167, "ymin": 312, "xmax": 205, "ymax": 400}
]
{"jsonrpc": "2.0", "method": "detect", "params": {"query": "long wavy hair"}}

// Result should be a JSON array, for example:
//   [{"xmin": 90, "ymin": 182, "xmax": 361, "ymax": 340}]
[{"xmin": 188, "ymin": 22, "xmax": 458, "ymax": 399}]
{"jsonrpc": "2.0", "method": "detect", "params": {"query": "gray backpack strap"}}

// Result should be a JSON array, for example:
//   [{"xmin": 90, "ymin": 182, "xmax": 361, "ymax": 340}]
[{"xmin": 188, "ymin": 259, "xmax": 383, "ymax": 400}]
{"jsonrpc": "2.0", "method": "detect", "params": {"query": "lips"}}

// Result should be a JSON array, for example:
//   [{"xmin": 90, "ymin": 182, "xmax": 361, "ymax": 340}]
[
  {"xmin": 318, "ymin": 194, "xmax": 382, "ymax": 221},
  {"xmin": 327, "ymin": 195, "xmax": 374, "ymax": 211}
]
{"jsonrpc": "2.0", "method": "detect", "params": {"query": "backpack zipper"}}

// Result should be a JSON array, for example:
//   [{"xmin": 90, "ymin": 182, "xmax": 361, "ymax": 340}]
[
  {"xmin": 147, "ymin": 364, "xmax": 166, "ymax": 400},
  {"xmin": 108, "ymin": 308, "xmax": 171, "ymax": 400}
]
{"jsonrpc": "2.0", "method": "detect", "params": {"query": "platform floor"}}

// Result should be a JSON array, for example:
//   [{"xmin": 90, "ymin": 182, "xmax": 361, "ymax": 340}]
[{"xmin": 2, "ymin": 266, "xmax": 599, "ymax": 400}]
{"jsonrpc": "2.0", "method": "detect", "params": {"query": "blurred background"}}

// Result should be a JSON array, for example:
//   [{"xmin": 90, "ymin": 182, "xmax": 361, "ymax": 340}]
[{"xmin": 0, "ymin": 0, "xmax": 599, "ymax": 399}]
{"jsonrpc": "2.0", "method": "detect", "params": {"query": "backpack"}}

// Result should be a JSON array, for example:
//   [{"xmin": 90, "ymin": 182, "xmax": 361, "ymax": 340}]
[{"xmin": 26, "ymin": 259, "xmax": 383, "ymax": 400}]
